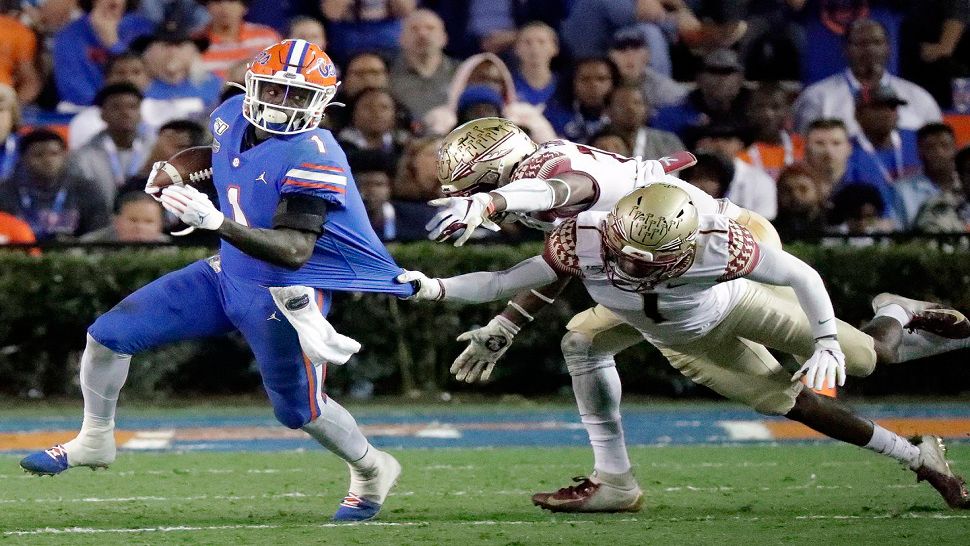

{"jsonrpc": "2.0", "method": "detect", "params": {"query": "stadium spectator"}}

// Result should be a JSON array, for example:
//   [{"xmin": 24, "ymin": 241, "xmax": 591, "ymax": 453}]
[
  {"xmin": 828, "ymin": 182, "xmax": 895, "ymax": 234},
  {"xmin": 0, "ymin": 129, "xmax": 109, "ymax": 241},
  {"xmin": 511, "ymin": 22, "xmax": 560, "ymax": 109},
  {"xmin": 119, "ymin": 118, "xmax": 208, "ymax": 195},
  {"xmin": 679, "ymin": 151, "xmax": 732, "ymax": 199},
  {"xmin": 67, "ymin": 83, "xmax": 152, "ymax": 209},
  {"xmin": 0, "ymin": 211, "xmax": 36, "ymax": 246},
  {"xmin": 347, "ymin": 149, "xmax": 398, "ymax": 241},
  {"xmin": 794, "ymin": 0, "xmax": 906, "ymax": 85},
  {"xmin": 893, "ymin": 123, "xmax": 963, "ymax": 231},
  {"xmin": 792, "ymin": 18, "xmax": 943, "ymax": 135},
  {"xmin": 0, "ymin": 84, "xmax": 21, "ymax": 180},
  {"xmin": 607, "ymin": 26, "xmax": 688, "ymax": 111},
  {"xmin": 389, "ymin": 9, "xmax": 456, "ymax": 120},
  {"xmin": 0, "ymin": 4, "xmax": 41, "ymax": 104},
  {"xmin": 845, "ymin": 84, "xmax": 921, "ymax": 213},
  {"xmin": 737, "ymin": 0, "xmax": 803, "ymax": 82},
  {"xmin": 326, "ymin": 51, "xmax": 390, "ymax": 133},
  {"xmin": 803, "ymin": 118, "xmax": 854, "ymax": 200},
  {"xmin": 287, "ymin": 15, "xmax": 327, "ymax": 48},
  {"xmin": 137, "ymin": 31, "xmax": 221, "ymax": 117},
  {"xmin": 652, "ymin": 49, "xmax": 751, "ymax": 141},
  {"xmin": 693, "ymin": 123, "xmax": 778, "ymax": 219},
  {"xmin": 138, "ymin": 0, "xmax": 211, "ymax": 36},
  {"xmin": 315, "ymin": 0, "xmax": 413, "ymax": 64},
  {"xmin": 560, "ymin": 0, "xmax": 693, "ymax": 65},
  {"xmin": 587, "ymin": 127, "xmax": 633, "ymax": 156},
  {"xmin": 80, "ymin": 190, "xmax": 170, "ymax": 242},
  {"xmin": 198, "ymin": 0, "xmax": 280, "ymax": 79},
  {"xmin": 392, "ymin": 134, "xmax": 443, "ymax": 241},
  {"xmin": 464, "ymin": 0, "xmax": 517, "ymax": 55},
  {"xmin": 455, "ymin": 85, "xmax": 503, "ymax": 125},
  {"xmin": 545, "ymin": 57, "xmax": 619, "ymax": 142},
  {"xmin": 899, "ymin": 0, "xmax": 970, "ymax": 110},
  {"xmin": 774, "ymin": 163, "xmax": 828, "ymax": 241},
  {"xmin": 68, "ymin": 53, "xmax": 153, "ymax": 150},
  {"xmin": 423, "ymin": 53, "xmax": 555, "ymax": 141},
  {"xmin": 52, "ymin": 0, "xmax": 155, "ymax": 111},
  {"xmin": 605, "ymin": 83, "xmax": 684, "ymax": 159},
  {"xmin": 738, "ymin": 83, "xmax": 805, "ymax": 180},
  {"xmin": 338, "ymin": 87, "xmax": 408, "ymax": 161}
]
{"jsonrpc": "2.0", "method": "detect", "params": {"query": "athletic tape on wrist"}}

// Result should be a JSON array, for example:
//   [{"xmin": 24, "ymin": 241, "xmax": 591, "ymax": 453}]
[{"xmin": 507, "ymin": 301, "xmax": 535, "ymax": 321}]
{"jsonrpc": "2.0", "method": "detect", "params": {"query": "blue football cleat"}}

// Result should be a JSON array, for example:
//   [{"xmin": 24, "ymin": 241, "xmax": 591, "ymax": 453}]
[
  {"xmin": 20, "ymin": 445, "xmax": 70, "ymax": 476},
  {"xmin": 332, "ymin": 493, "xmax": 384, "ymax": 522}
]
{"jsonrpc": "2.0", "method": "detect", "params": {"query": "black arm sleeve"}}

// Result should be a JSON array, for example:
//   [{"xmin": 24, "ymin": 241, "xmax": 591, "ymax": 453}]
[{"xmin": 272, "ymin": 194, "xmax": 329, "ymax": 234}]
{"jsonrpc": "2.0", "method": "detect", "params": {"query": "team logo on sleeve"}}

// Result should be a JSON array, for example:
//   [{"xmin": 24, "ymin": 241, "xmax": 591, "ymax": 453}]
[
  {"xmin": 214, "ymin": 118, "xmax": 230, "ymax": 136},
  {"xmin": 285, "ymin": 294, "xmax": 310, "ymax": 311}
]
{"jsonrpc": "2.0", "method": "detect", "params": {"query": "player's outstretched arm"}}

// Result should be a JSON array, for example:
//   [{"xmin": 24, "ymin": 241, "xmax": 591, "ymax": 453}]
[
  {"xmin": 427, "ymin": 172, "xmax": 597, "ymax": 246},
  {"xmin": 450, "ymin": 277, "xmax": 572, "ymax": 383},
  {"xmin": 396, "ymin": 255, "xmax": 566, "ymax": 303},
  {"xmin": 745, "ymin": 245, "xmax": 846, "ymax": 390}
]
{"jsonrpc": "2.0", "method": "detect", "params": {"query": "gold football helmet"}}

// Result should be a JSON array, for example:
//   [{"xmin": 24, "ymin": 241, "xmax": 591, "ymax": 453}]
[
  {"xmin": 436, "ymin": 117, "xmax": 538, "ymax": 195},
  {"xmin": 602, "ymin": 184, "xmax": 699, "ymax": 291}
]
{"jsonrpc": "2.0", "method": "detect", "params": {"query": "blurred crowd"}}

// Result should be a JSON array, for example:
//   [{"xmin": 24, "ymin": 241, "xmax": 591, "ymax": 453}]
[{"xmin": 2, "ymin": 0, "xmax": 970, "ymax": 248}]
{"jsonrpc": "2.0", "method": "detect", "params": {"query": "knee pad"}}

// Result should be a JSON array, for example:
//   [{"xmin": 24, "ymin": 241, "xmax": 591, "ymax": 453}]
[
  {"xmin": 561, "ymin": 331, "xmax": 616, "ymax": 377},
  {"xmin": 843, "ymin": 341, "xmax": 878, "ymax": 378}
]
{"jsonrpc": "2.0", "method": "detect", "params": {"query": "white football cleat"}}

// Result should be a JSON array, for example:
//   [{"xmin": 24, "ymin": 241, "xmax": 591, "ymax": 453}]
[
  {"xmin": 873, "ymin": 293, "xmax": 970, "ymax": 339},
  {"xmin": 532, "ymin": 470, "xmax": 644, "ymax": 513},
  {"xmin": 872, "ymin": 293, "xmax": 941, "ymax": 317},
  {"xmin": 333, "ymin": 450, "xmax": 402, "ymax": 522},
  {"xmin": 911, "ymin": 435, "xmax": 970, "ymax": 509}
]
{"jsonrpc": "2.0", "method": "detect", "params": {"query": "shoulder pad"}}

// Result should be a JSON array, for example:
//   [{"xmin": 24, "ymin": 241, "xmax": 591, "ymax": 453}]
[
  {"xmin": 543, "ymin": 218, "xmax": 582, "ymax": 277},
  {"xmin": 717, "ymin": 220, "xmax": 761, "ymax": 282}
]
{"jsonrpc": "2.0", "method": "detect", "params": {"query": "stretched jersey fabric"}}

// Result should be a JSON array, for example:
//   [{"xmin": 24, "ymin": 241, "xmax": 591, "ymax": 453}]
[
  {"xmin": 506, "ymin": 140, "xmax": 721, "ymax": 230},
  {"xmin": 543, "ymin": 212, "xmax": 761, "ymax": 345},
  {"xmin": 210, "ymin": 95, "xmax": 413, "ymax": 297}
]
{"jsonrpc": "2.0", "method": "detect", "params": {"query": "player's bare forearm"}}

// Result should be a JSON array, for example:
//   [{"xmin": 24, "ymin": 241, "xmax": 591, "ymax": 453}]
[
  {"xmin": 499, "ymin": 276, "xmax": 572, "ymax": 328},
  {"xmin": 217, "ymin": 219, "xmax": 317, "ymax": 270}
]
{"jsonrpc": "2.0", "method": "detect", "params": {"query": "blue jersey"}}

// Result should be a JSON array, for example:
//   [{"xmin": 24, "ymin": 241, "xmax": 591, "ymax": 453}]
[{"xmin": 209, "ymin": 95, "xmax": 413, "ymax": 297}]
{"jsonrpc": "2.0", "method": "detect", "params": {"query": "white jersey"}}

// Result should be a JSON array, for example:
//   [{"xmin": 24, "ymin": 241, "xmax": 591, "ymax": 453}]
[
  {"xmin": 506, "ymin": 140, "xmax": 727, "ymax": 230},
  {"xmin": 543, "ymin": 211, "xmax": 762, "ymax": 345}
]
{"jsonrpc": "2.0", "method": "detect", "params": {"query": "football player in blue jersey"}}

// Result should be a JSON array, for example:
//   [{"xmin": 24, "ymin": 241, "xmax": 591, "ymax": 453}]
[{"xmin": 20, "ymin": 39, "xmax": 410, "ymax": 523}]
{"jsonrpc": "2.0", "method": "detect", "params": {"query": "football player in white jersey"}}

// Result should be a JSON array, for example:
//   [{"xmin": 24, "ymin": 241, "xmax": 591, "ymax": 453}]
[
  {"xmin": 421, "ymin": 118, "xmax": 780, "ymax": 512},
  {"xmin": 401, "ymin": 184, "xmax": 970, "ymax": 512}
]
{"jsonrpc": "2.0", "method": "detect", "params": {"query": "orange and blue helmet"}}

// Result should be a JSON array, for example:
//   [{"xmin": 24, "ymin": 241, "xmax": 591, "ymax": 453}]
[{"xmin": 243, "ymin": 39, "xmax": 340, "ymax": 134}]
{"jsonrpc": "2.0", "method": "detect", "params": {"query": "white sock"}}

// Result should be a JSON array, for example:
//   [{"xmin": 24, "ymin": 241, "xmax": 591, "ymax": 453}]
[
  {"xmin": 896, "ymin": 330, "xmax": 970, "ymax": 362},
  {"xmin": 864, "ymin": 423, "xmax": 920, "ymax": 469},
  {"xmin": 78, "ymin": 334, "xmax": 130, "ymax": 428},
  {"xmin": 572, "ymin": 364, "xmax": 631, "ymax": 475},
  {"xmin": 301, "ymin": 396, "xmax": 374, "ymax": 470},
  {"xmin": 874, "ymin": 303, "xmax": 910, "ymax": 326}
]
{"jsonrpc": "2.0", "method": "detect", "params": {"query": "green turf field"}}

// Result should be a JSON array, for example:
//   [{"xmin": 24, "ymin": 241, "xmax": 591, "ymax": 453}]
[{"xmin": 2, "ymin": 444, "xmax": 967, "ymax": 545}]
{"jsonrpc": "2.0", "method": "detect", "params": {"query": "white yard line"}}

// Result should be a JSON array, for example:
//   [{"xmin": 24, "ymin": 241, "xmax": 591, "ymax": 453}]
[{"xmin": 7, "ymin": 513, "xmax": 969, "ymax": 537}]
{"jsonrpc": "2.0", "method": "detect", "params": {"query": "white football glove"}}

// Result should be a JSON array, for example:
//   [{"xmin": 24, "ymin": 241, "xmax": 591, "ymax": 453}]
[
  {"xmin": 425, "ymin": 193, "xmax": 501, "ymax": 246},
  {"xmin": 450, "ymin": 315, "xmax": 520, "ymax": 383},
  {"xmin": 793, "ymin": 338, "xmax": 846, "ymax": 390},
  {"xmin": 160, "ymin": 185, "xmax": 224, "ymax": 231},
  {"xmin": 395, "ymin": 270, "xmax": 444, "ymax": 301}
]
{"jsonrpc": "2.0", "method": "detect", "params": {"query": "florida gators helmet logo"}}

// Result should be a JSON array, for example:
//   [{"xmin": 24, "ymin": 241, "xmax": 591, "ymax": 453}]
[{"xmin": 243, "ymin": 39, "xmax": 340, "ymax": 135}]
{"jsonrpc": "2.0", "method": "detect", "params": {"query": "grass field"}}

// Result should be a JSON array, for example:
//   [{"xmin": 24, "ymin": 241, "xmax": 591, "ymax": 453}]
[{"xmin": 2, "ymin": 443, "xmax": 968, "ymax": 545}]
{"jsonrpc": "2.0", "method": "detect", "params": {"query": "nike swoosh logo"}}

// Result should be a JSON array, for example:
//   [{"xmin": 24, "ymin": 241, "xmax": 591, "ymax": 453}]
[
  {"xmin": 666, "ymin": 282, "xmax": 688, "ymax": 289},
  {"xmin": 818, "ymin": 318, "xmax": 833, "ymax": 325}
]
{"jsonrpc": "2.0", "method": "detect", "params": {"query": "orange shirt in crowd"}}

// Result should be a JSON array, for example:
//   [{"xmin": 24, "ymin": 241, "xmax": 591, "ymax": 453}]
[
  {"xmin": 0, "ymin": 212, "xmax": 39, "ymax": 255},
  {"xmin": 201, "ymin": 22, "xmax": 281, "ymax": 79},
  {"xmin": 738, "ymin": 132, "xmax": 805, "ymax": 181},
  {"xmin": 0, "ymin": 15, "xmax": 37, "ymax": 86}
]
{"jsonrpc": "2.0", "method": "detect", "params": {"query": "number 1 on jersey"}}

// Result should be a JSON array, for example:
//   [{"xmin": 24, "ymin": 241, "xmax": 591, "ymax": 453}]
[{"xmin": 227, "ymin": 185, "xmax": 249, "ymax": 226}]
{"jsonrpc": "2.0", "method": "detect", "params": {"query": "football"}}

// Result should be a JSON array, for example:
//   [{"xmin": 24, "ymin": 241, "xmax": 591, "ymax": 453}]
[{"xmin": 146, "ymin": 145, "xmax": 214, "ymax": 193}]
